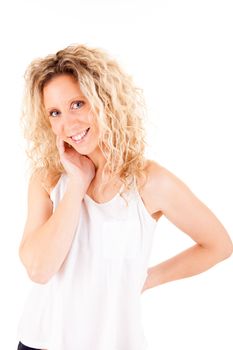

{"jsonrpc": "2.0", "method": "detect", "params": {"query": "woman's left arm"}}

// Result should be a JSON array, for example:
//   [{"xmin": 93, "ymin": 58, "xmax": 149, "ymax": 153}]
[{"xmin": 142, "ymin": 162, "xmax": 233, "ymax": 292}]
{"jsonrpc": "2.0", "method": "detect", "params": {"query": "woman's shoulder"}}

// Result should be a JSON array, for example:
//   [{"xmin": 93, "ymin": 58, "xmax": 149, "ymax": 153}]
[
  {"xmin": 138, "ymin": 159, "xmax": 165, "ymax": 221},
  {"xmin": 47, "ymin": 172, "xmax": 64, "ymax": 196},
  {"xmin": 143, "ymin": 159, "xmax": 178, "ymax": 186},
  {"xmin": 141, "ymin": 159, "xmax": 194, "ymax": 220},
  {"xmin": 31, "ymin": 169, "xmax": 63, "ymax": 197},
  {"xmin": 142, "ymin": 159, "xmax": 165, "ymax": 185},
  {"xmin": 139, "ymin": 159, "xmax": 184, "ymax": 222}
]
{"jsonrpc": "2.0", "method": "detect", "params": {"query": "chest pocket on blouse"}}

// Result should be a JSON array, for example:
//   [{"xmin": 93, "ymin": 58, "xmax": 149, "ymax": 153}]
[{"xmin": 101, "ymin": 219, "xmax": 142, "ymax": 259}]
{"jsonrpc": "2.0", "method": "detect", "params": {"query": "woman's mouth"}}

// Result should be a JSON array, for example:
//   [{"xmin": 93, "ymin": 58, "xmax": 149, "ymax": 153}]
[{"xmin": 70, "ymin": 127, "xmax": 90, "ymax": 144}]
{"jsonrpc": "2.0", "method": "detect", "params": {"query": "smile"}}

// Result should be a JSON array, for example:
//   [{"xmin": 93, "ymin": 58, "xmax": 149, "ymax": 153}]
[{"xmin": 70, "ymin": 128, "xmax": 90, "ymax": 143}]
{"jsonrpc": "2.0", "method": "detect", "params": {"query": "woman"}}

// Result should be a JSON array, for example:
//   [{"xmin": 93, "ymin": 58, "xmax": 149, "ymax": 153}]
[{"xmin": 17, "ymin": 44, "xmax": 233, "ymax": 350}]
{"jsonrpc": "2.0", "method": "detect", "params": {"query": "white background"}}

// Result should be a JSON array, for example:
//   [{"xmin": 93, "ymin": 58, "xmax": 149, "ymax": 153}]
[{"xmin": 0, "ymin": 0, "xmax": 232, "ymax": 349}]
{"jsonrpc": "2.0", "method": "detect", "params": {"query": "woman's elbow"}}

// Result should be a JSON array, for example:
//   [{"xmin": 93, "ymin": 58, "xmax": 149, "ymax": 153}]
[{"xmin": 215, "ymin": 238, "xmax": 233, "ymax": 261}]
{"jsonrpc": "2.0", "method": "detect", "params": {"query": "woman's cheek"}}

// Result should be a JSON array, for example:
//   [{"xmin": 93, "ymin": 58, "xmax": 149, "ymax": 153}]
[{"xmin": 50, "ymin": 122, "xmax": 60, "ymax": 136}]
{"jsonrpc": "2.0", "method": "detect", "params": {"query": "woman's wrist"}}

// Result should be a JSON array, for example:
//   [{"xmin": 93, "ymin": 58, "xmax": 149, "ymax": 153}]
[
  {"xmin": 143, "ymin": 266, "xmax": 160, "ymax": 292},
  {"xmin": 66, "ymin": 177, "xmax": 87, "ymax": 197}
]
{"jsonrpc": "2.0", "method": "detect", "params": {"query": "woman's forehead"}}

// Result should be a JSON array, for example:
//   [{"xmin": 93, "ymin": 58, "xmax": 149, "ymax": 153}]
[{"xmin": 43, "ymin": 74, "xmax": 85, "ymax": 107}]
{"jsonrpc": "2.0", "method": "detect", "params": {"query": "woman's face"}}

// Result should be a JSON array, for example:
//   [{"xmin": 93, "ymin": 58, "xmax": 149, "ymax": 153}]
[{"xmin": 43, "ymin": 74, "xmax": 100, "ymax": 155}]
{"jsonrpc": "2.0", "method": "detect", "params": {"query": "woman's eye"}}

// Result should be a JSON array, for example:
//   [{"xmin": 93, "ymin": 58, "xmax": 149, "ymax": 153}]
[
  {"xmin": 49, "ymin": 110, "xmax": 59, "ymax": 117},
  {"xmin": 72, "ymin": 101, "xmax": 84, "ymax": 109},
  {"xmin": 48, "ymin": 101, "xmax": 84, "ymax": 117}
]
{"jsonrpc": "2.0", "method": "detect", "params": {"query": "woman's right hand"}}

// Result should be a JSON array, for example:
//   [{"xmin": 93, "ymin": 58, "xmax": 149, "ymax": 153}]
[{"xmin": 56, "ymin": 136, "xmax": 96, "ymax": 192}]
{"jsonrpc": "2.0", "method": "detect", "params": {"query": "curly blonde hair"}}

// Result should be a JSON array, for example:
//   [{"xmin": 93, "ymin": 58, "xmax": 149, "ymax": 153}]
[{"xmin": 21, "ymin": 44, "xmax": 149, "ymax": 201}]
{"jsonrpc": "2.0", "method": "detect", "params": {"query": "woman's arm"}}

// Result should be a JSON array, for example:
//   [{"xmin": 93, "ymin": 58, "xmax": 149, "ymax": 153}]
[
  {"xmin": 19, "ymin": 172, "xmax": 84, "ymax": 284},
  {"xmin": 142, "ymin": 162, "xmax": 233, "ymax": 292}
]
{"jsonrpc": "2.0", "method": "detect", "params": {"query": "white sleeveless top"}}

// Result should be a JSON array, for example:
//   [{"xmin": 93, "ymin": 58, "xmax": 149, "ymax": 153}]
[{"xmin": 17, "ymin": 173, "xmax": 157, "ymax": 350}]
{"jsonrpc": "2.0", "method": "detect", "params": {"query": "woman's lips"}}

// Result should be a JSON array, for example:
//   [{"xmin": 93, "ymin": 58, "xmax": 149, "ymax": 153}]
[{"xmin": 70, "ymin": 127, "xmax": 90, "ymax": 143}]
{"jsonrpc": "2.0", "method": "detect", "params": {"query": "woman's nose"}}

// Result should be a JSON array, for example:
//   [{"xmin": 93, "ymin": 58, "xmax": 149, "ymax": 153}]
[{"xmin": 62, "ymin": 111, "xmax": 84, "ymax": 133}]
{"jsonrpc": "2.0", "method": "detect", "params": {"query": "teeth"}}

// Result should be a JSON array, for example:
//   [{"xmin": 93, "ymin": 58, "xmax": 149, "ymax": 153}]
[{"xmin": 71, "ymin": 128, "xmax": 88, "ymax": 141}]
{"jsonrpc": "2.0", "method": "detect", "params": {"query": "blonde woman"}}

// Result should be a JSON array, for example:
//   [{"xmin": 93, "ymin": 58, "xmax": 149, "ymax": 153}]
[{"xmin": 17, "ymin": 44, "xmax": 233, "ymax": 350}]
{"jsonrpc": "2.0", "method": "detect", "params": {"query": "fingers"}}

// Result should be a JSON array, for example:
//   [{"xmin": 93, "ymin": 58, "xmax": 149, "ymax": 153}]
[{"xmin": 56, "ymin": 136, "xmax": 65, "ymax": 155}]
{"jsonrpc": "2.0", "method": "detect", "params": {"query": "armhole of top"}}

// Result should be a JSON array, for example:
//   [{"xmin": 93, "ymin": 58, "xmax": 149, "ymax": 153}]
[
  {"xmin": 134, "ymin": 189, "xmax": 158, "ymax": 226},
  {"xmin": 49, "ymin": 173, "xmax": 64, "ymax": 204}
]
